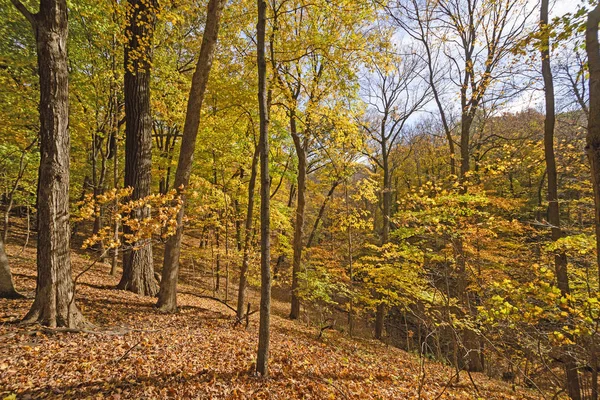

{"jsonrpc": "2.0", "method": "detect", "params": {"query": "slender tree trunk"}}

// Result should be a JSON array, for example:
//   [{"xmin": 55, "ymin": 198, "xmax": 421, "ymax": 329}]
[
  {"xmin": 375, "ymin": 154, "xmax": 392, "ymax": 340},
  {"xmin": 460, "ymin": 113, "xmax": 473, "ymax": 180},
  {"xmin": 256, "ymin": 0, "xmax": 271, "ymax": 376},
  {"xmin": 237, "ymin": 145, "xmax": 259, "ymax": 319},
  {"xmin": 157, "ymin": 0, "xmax": 226, "ymax": 312},
  {"xmin": 0, "ymin": 236, "xmax": 23, "ymax": 299},
  {"xmin": 345, "ymin": 182, "xmax": 354, "ymax": 336},
  {"xmin": 306, "ymin": 180, "xmax": 338, "ymax": 249},
  {"xmin": 586, "ymin": 4, "xmax": 600, "ymax": 290},
  {"xmin": 289, "ymin": 113, "xmax": 306, "ymax": 320},
  {"xmin": 3, "ymin": 141, "xmax": 33, "ymax": 243},
  {"xmin": 12, "ymin": 0, "xmax": 86, "ymax": 328},
  {"xmin": 118, "ymin": 0, "xmax": 158, "ymax": 296},
  {"xmin": 541, "ymin": 2, "xmax": 580, "ymax": 397}
]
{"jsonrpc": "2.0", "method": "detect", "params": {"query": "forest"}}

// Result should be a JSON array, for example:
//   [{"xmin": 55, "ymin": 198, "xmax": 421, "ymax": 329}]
[{"xmin": 1, "ymin": 0, "xmax": 600, "ymax": 398}]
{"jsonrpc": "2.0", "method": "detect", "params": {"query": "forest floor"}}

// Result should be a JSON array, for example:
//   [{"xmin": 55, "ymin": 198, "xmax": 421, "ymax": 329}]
[{"xmin": 1, "ymin": 243, "xmax": 547, "ymax": 399}]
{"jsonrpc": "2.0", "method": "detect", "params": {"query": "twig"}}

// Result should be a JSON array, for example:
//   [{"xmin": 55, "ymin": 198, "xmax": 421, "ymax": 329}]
[
  {"xmin": 113, "ymin": 338, "xmax": 144, "ymax": 363},
  {"xmin": 434, "ymin": 369, "xmax": 461, "ymax": 400}
]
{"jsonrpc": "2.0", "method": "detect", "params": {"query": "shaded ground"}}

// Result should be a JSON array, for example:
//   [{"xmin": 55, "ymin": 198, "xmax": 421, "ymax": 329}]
[{"xmin": 1, "ymin": 244, "xmax": 545, "ymax": 399}]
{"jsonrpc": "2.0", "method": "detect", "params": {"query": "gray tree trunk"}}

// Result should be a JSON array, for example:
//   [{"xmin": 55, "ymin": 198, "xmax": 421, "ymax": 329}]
[
  {"xmin": 11, "ymin": 0, "xmax": 86, "ymax": 327},
  {"xmin": 289, "ymin": 111, "xmax": 305, "ymax": 320},
  {"xmin": 0, "ymin": 237, "xmax": 22, "ymax": 299},
  {"xmin": 256, "ymin": 0, "xmax": 272, "ymax": 375},
  {"xmin": 236, "ymin": 145, "xmax": 259, "ymax": 319},
  {"xmin": 156, "ymin": 0, "xmax": 226, "ymax": 312}
]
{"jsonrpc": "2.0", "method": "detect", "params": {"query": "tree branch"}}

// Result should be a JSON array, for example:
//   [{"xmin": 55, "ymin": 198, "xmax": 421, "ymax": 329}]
[{"xmin": 10, "ymin": 0, "xmax": 36, "ymax": 29}]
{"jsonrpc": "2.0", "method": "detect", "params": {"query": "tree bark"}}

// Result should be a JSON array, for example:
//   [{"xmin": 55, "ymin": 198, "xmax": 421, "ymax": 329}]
[
  {"xmin": 289, "ymin": 110, "xmax": 305, "ymax": 320},
  {"xmin": 157, "ymin": 0, "xmax": 226, "ymax": 312},
  {"xmin": 236, "ymin": 145, "xmax": 259, "ymax": 319},
  {"xmin": 256, "ymin": 0, "xmax": 271, "ymax": 375},
  {"xmin": 118, "ymin": 0, "xmax": 158, "ymax": 296},
  {"xmin": 12, "ymin": 0, "xmax": 86, "ymax": 327},
  {"xmin": 586, "ymin": 4, "xmax": 600, "ymax": 290},
  {"xmin": 0, "ymin": 236, "xmax": 23, "ymax": 299}
]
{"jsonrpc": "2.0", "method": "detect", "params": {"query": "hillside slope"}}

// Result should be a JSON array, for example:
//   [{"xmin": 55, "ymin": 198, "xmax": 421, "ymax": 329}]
[{"xmin": 1, "ymin": 244, "xmax": 543, "ymax": 399}]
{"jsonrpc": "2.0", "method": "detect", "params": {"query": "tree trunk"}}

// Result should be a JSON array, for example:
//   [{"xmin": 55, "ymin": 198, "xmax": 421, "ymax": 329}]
[
  {"xmin": 542, "ymin": 2, "xmax": 580, "ymax": 398},
  {"xmin": 460, "ymin": 113, "xmax": 473, "ymax": 180},
  {"xmin": 118, "ymin": 0, "xmax": 158, "ymax": 296},
  {"xmin": 586, "ymin": 4, "xmax": 600, "ymax": 290},
  {"xmin": 290, "ymin": 111, "xmax": 305, "ymax": 320},
  {"xmin": 306, "ymin": 180, "xmax": 338, "ymax": 249},
  {"xmin": 375, "ymin": 153, "xmax": 392, "ymax": 340},
  {"xmin": 256, "ymin": 0, "xmax": 271, "ymax": 376},
  {"xmin": 12, "ymin": 0, "xmax": 86, "ymax": 328},
  {"xmin": 236, "ymin": 145, "xmax": 259, "ymax": 319},
  {"xmin": 0, "ymin": 236, "xmax": 23, "ymax": 299},
  {"xmin": 157, "ymin": 0, "xmax": 226, "ymax": 312}
]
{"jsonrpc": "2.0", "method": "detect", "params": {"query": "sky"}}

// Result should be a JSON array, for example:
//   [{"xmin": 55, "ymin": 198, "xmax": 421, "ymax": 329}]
[{"xmin": 550, "ymin": 0, "xmax": 580, "ymax": 18}]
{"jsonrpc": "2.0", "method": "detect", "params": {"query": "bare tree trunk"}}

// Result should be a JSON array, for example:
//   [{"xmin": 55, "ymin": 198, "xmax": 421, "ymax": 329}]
[
  {"xmin": 541, "ymin": 1, "xmax": 580, "ymax": 397},
  {"xmin": 586, "ymin": 4, "xmax": 600, "ymax": 291},
  {"xmin": 3, "ymin": 140, "xmax": 34, "ymax": 243},
  {"xmin": 256, "ymin": 0, "xmax": 271, "ymax": 375},
  {"xmin": 290, "ymin": 111, "xmax": 305, "ymax": 320},
  {"xmin": 375, "ymin": 153, "xmax": 392, "ymax": 340},
  {"xmin": 12, "ymin": 0, "xmax": 86, "ymax": 328},
  {"xmin": 157, "ymin": 0, "xmax": 226, "ymax": 312},
  {"xmin": 306, "ymin": 180, "xmax": 339, "ymax": 249},
  {"xmin": 0, "ymin": 236, "xmax": 23, "ymax": 299},
  {"xmin": 460, "ymin": 113, "xmax": 473, "ymax": 181},
  {"xmin": 118, "ymin": 0, "xmax": 158, "ymax": 296},
  {"xmin": 237, "ymin": 145, "xmax": 259, "ymax": 319}
]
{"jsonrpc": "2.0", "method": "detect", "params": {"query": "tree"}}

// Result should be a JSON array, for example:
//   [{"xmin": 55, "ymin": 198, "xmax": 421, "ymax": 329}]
[
  {"xmin": 541, "ymin": 1, "xmax": 579, "ymax": 397},
  {"xmin": 236, "ymin": 143, "xmax": 259, "ymax": 319},
  {"xmin": 157, "ymin": 0, "xmax": 227, "ymax": 313},
  {"xmin": 11, "ymin": 0, "xmax": 86, "ymax": 328},
  {"xmin": 362, "ymin": 53, "xmax": 429, "ymax": 339},
  {"xmin": 118, "ymin": 0, "xmax": 159, "ymax": 296},
  {"xmin": 587, "ymin": 3, "xmax": 600, "ymax": 289},
  {"xmin": 256, "ymin": 0, "xmax": 271, "ymax": 376},
  {"xmin": 0, "ymin": 236, "xmax": 22, "ymax": 299}
]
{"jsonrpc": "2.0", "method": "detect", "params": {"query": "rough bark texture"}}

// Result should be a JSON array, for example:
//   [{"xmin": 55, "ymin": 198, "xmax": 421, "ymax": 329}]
[
  {"xmin": 0, "ymin": 236, "xmax": 22, "ymax": 299},
  {"xmin": 289, "ymin": 111, "xmax": 305, "ymax": 320},
  {"xmin": 12, "ymin": 0, "xmax": 85, "ymax": 327},
  {"xmin": 157, "ymin": 0, "xmax": 226, "ymax": 312},
  {"xmin": 118, "ymin": 0, "xmax": 158, "ymax": 296},
  {"xmin": 256, "ymin": 0, "xmax": 271, "ymax": 375},
  {"xmin": 236, "ymin": 145, "xmax": 259, "ymax": 319}
]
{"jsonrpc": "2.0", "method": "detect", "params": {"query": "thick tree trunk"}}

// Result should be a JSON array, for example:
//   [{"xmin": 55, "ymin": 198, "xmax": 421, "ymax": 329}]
[
  {"xmin": 157, "ymin": 0, "xmax": 226, "ymax": 312},
  {"xmin": 256, "ymin": 0, "xmax": 271, "ymax": 376},
  {"xmin": 236, "ymin": 145, "xmax": 259, "ymax": 319},
  {"xmin": 118, "ymin": 0, "xmax": 158, "ymax": 296},
  {"xmin": 12, "ymin": 0, "xmax": 86, "ymax": 328},
  {"xmin": 289, "ymin": 111, "xmax": 305, "ymax": 320},
  {"xmin": 0, "ymin": 237, "xmax": 23, "ymax": 299}
]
